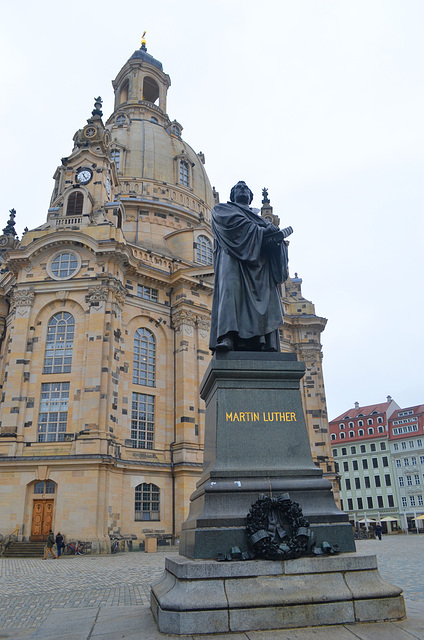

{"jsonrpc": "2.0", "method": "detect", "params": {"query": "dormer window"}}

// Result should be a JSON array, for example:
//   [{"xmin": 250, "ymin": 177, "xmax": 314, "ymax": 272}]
[
  {"xmin": 110, "ymin": 149, "xmax": 121, "ymax": 170},
  {"xmin": 180, "ymin": 160, "xmax": 189, "ymax": 186},
  {"xmin": 195, "ymin": 235, "xmax": 212, "ymax": 265},
  {"xmin": 172, "ymin": 125, "xmax": 180, "ymax": 136},
  {"xmin": 116, "ymin": 114, "xmax": 126, "ymax": 125},
  {"xmin": 151, "ymin": 117, "xmax": 158, "ymax": 124}
]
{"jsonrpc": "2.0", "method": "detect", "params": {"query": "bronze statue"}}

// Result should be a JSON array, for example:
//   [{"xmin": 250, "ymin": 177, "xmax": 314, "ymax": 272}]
[{"xmin": 209, "ymin": 181, "xmax": 292, "ymax": 352}]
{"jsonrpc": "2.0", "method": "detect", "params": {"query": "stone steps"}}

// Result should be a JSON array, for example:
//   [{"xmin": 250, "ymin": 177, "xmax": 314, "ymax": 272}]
[{"xmin": 3, "ymin": 542, "xmax": 45, "ymax": 557}]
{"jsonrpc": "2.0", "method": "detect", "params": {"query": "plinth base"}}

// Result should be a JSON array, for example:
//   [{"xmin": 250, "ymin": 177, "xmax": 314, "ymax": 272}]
[{"xmin": 151, "ymin": 553, "xmax": 405, "ymax": 635}]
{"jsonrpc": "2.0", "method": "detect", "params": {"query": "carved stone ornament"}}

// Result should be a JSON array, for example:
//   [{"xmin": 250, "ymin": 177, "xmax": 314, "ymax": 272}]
[
  {"xmin": 196, "ymin": 315, "xmax": 210, "ymax": 331},
  {"xmin": 172, "ymin": 309, "xmax": 196, "ymax": 330},
  {"xmin": 85, "ymin": 286, "xmax": 109, "ymax": 305},
  {"xmin": 298, "ymin": 348, "xmax": 322, "ymax": 363},
  {"xmin": 10, "ymin": 289, "xmax": 35, "ymax": 310}
]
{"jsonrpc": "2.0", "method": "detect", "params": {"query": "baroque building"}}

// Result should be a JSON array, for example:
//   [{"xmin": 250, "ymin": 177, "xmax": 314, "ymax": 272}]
[
  {"xmin": 0, "ymin": 42, "xmax": 335, "ymax": 551},
  {"xmin": 329, "ymin": 398, "xmax": 424, "ymax": 532}
]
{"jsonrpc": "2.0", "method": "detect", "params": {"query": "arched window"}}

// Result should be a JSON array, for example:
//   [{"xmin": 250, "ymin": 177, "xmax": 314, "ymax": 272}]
[
  {"xmin": 34, "ymin": 480, "xmax": 55, "ymax": 494},
  {"xmin": 340, "ymin": 432, "xmax": 345, "ymax": 439},
  {"xmin": 368, "ymin": 427, "xmax": 374, "ymax": 435},
  {"xmin": 135, "ymin": 482, "xmax": 160, "ymax": 521},
  {"xmin": 179, "ymin": 160, "xmax": 189, "ymax": 186},
  {"xmin": 66, "ymin": 191, "xmax": 83, "ymax": 216},
  {"xmin": 331, "ymin": 433, "xmax": 336, "ymax": 441},
  {"xmin": 133, "ymin": 328, "xmax": 155, "ymax": 386},
  {"xmin": 196, "ymin": 235, "xmax": 212, "ymax": 265},
  {"xmin": 339, "ymin": 423, "xmax": 345, "ymax": 430},
  {"xmin": 358, "ymin": 420, "xmax": 364, "ymax": 427},
  {"xmin": 349, "ymin": 430, "xmax": 355, "ymax": 438},
  {"xmin": 143, "ymin": 76, "xmax": 159, "ymax": 103},
  {"xmin": 377, "ymin": 426, "xmax": 384, "ymax": 433},
  {"xmin": 43, "ymin": 312, "xmax": 75, "ymax": 374},
  {"xmin": 358, "ymin": 429, "xmax": 364, "ymax": 436},
  {"xmin": 119, "ymin": 81, "xmax": 128, "ymax": 104}
]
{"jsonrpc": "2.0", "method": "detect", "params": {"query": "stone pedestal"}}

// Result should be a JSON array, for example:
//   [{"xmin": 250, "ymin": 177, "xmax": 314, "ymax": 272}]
[
  {"xmin": 151, "ymin": 353, "xmax": 405, "ymax": 634},
  {"xmin": 179, "ymin": 352, "xmax": 354, "ymax": 558},
  {"xmin": 151, "ymin": 553, "xmax": 405, "ymax": 634}
]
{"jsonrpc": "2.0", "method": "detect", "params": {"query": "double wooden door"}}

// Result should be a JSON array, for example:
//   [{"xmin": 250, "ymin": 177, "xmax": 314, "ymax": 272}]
[{"xmin": 31, "ymin": 500, "xmax": 54, "ymax": 541}]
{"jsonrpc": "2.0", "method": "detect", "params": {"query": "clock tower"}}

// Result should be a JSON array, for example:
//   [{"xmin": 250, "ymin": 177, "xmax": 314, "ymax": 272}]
[{"xmin": 48, "ymin": 97, "xmax": 121, "ymax": 228}]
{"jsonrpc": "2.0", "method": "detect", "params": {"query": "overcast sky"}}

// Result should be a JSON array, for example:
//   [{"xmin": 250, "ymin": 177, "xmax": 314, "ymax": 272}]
[{"xmin": 1, "ymin": 0, "xmax": 423, "ymax": 420}]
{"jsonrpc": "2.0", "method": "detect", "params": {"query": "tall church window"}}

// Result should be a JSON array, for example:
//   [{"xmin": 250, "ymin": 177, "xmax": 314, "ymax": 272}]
[
  {"xmin": 44, "ymin": 312, "xmax": 75, "ymax": 374},
  {"xmin": 110, "ymin": 149, "xmax": 121, "ymax": 170},
  {"xmin": 135, "ymin": 483, "xmax": 160, "ymax": 520},
  {"xmin": 133, "ymin": 328, "xmax": 155, "ymax": 387},
  {"xmin": 143, "ymin": 76, "xmax": 159, "ymax": 104},
  {"xmin": 37, "ymin": 382, "xmax": 69, "ymax": 442},
  {"xmin": 179, "ymin": 160, "xmax": 189, "ymax": 186},
  {"xmin": 66, "ymin": 191, "xmax": 83, "ymax": 216},
  {"xmin": 196, "ymin": 235, "xmax": 212, "ymax": 265},
  {"xmin": 131, "ymin": 392, "xmax": 155, "ymax": 449}
]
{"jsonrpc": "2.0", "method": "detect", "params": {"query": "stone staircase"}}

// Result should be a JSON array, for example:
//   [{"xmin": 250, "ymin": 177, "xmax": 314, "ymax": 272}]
[{"xmin": 3, "ymin": 541, "xmax": 45, "ymax": 557}]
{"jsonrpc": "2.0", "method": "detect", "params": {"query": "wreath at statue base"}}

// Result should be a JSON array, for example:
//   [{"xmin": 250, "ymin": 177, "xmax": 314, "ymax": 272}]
[
  {"xmin": 246, "ymin": 493, "xmax": 312, "ymax": 560},
  {"xmin": 216, "ymin": 493, "xmax": 341, "ymax": 562}
]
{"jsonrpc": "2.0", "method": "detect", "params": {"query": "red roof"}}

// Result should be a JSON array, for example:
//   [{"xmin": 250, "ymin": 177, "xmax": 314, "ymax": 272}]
[{"xmin": 330, "ymin": 401, "xmax": 392, "ymax": 423}]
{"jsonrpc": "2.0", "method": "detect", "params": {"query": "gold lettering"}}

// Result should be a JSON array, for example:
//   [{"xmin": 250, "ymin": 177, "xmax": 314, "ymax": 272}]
[
  {"xmin": 233, "ymin": 413, "xmax": 239, "ymax": 421},
  {"xmin": 239, "ymin": 412, "xmax": 245, "ymax": 421},
  {"xmin": 291, "ymin": 412, "xmax": 296, "ymax": 421},
  {"xmin": 254, "ymin": 412, "xmax": 259, "ymax": 421},
  {"xmin": 226, "ymin": 412, "xmax": 233, "ymax": 422}
]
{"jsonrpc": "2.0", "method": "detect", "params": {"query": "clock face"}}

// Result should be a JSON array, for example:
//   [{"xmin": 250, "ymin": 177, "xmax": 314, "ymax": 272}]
[
  {"xmin": 76, "ymin": 168, "xmax": 93, "ymax": 185},
  {"xmin": 85, "ymin": 126, "xmax": 96, "ymax": 138}
]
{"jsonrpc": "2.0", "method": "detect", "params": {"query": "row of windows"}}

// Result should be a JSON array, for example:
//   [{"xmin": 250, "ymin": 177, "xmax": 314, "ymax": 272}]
[
  {"xmin": 342, "ymin": 495, "xmax": 395, "ymax": 511},
  {"xmin": 344, "ymin": 474, "xmax": 391, "ymax": 490},
  {"xmin": 332, "ymin": 426, "xmax": 384, "ymax": 439},
  {"xmin": 395, "ymin": 456, "xmax": 424, "ymax": 467},
  {"xmin": 43, "ymin": 314, "xmax": 158, "ymax": 387},
  {"xmin": 339, "ymin": 417, "xmax": 383, "ymax": 429},
  {"xmin": 393, "ymin": 439, "xmax": 423, "ymax": 450},
  {"xmin": 393, "ymin": 425, "xmax": 419, "ymax": 435},
  {"xmin": 402, "ymin": 495, "xmax": 424, "ymax": 507},
  {"xmin": 336, "ymin": 456, "xmax": 389, "ymax": 473},
  {"xmin": 333, "ymin": 443, "xmax": 386, "ymax": 456},
  {"xmin": 398, "ymin": 475, "xmax": 421, "ymax": 487},
  {"xmin": 37, "ymin": 382, "xmax": 156, "ymax": 447}
]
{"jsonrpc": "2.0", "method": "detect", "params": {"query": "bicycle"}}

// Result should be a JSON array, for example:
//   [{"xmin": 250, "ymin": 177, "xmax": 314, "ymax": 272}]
[
  {"xmin": 111, "ymin": 539, "xmax": 120, "ymax": 554},
  {"xmin": 64, "ymin": 540, "xmax": 87, "ymax": 555}
]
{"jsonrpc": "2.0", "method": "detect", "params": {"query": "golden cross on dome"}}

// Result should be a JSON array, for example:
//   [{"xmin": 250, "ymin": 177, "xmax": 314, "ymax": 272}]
[{"xmin": 141, "ymin": 31, "xmax": 147, "ymax": 48}]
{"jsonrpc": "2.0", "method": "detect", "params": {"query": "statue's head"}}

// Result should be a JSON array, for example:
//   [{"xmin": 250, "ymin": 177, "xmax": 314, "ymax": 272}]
[{"xmin": 230, "ymin": 181, "xmax": 253, "ymax": 205}]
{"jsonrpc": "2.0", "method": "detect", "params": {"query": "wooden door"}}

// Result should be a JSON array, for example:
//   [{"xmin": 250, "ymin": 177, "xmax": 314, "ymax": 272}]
[{"xmin": 31, "ymin": 500, "xmax": 54, "ymax": 541}]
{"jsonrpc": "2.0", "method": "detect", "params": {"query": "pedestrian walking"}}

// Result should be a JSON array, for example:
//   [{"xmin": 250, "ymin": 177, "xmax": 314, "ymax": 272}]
[
  {"xmin": 375, "ymin": 522, "xmax": 383, "ymax": 541},
  {"xmin": 55, "ymin": 532, "xmax": 64, "ymax": 557},
  {"xmin": 44, "ymin": 529, "xmax": 57, "ymax": 559}
]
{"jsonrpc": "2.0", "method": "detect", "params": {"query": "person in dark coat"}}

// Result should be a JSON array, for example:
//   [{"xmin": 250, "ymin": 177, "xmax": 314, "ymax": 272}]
[
  {"xmin": 55, "ymin": 532, "xmax": 64, "ymax": 557},
  {"xmin": 44, "ymin": 529, "xmax": 57, "ymax": 559},
  {"xmin": 209, "ymin": 181, "xmax": 292, "ymax": 352},
  {"xmin": 375, "ymin": 522, "xmax": 383, "ymax": 541}
]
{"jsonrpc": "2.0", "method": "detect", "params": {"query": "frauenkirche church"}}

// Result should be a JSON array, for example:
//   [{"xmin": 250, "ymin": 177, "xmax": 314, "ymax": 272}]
[{"xmin": 0, "ymin": 40, "xmax": 336, "ymax": 551}]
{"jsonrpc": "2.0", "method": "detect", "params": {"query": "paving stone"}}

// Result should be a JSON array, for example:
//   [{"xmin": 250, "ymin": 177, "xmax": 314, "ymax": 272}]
[{"xmin": 0, "ymin": 538, "xmax": 423, "ymax": 639}]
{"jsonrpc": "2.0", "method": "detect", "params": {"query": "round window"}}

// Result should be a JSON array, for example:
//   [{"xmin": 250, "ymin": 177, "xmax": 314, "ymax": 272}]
[{"xmin": 47, "ymin": 252, "xmax": 80, "ymax": 280}]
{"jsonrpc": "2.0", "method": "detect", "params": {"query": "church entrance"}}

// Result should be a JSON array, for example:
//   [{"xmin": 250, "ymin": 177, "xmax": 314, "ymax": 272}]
[{"xmin": 30, "ymin": 500, "xmax": 54, "ymax": 541}]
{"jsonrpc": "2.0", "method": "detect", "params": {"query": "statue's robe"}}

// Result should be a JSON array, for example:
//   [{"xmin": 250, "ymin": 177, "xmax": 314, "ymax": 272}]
[{"xmin": 209, "ymin": 201, "xmax": 289, "ymax": 351}]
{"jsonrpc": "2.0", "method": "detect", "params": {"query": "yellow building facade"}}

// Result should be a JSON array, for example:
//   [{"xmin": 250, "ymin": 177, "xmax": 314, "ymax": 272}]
[{"xmin": 0, "ymin": 44, "xmax": 336, "ymax": 552}]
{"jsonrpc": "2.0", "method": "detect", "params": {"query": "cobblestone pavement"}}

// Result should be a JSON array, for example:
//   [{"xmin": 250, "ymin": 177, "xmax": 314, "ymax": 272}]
[{"xmin": 0, "ymin": 536, "xmax": 423, "ymax": 638}]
